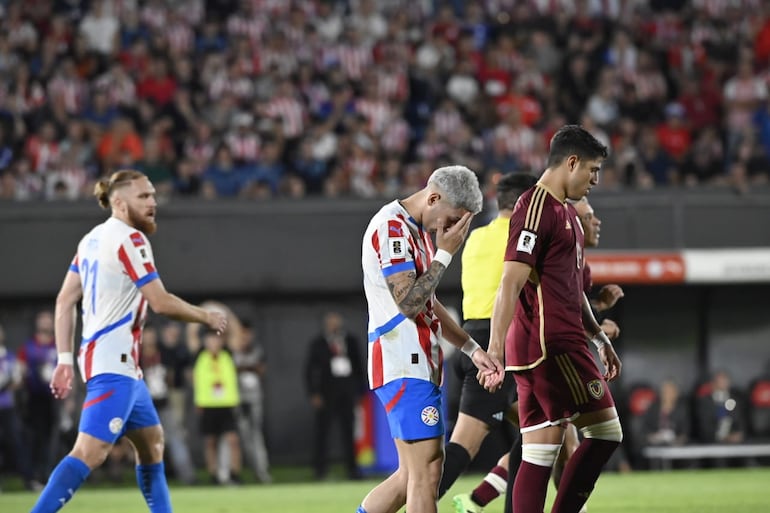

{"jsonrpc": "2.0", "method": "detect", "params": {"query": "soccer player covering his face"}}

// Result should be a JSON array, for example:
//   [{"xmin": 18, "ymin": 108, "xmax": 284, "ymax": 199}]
[
  {"xmin": 482, "ymin": 125, "xmax": 623, "ymax": 513},
  {"xmin": 358, "ymin": 165, "xmax": 504, "ymax": 513},
  {"xmin": 30, "ymin": 170, "xmax": 227, "ymax": 513}
]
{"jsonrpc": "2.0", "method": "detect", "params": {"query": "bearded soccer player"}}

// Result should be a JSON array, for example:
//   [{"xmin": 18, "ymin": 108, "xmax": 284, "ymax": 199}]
[
  {"xmin": 483, "ymin": 125, "xmax": 623, "ymax": 513},
  {"xmin": 30, "ymin": 170, "xmax": 227, "ymax": 513}
]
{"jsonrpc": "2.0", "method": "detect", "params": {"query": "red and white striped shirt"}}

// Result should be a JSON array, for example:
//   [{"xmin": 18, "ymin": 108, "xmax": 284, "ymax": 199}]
[
  {"xmin": 227, "ymin": 13, "xmax": 266, "ymax": 45},
  {"xmin": 337, "ymin": 44, "xmax": 373, "ymax": 81},
  {"xmin": 72, "ymin": 218, "xmax": 158, "ymax": 382},
  {"xmin": 225, "ymin": 132, "xmax": 261, "ymax": 163},
  {"xmin": 47, "ymin": 75, "xmax": 88, "ymax": 114},
  {"xmin": 355, "ymin": 98, "xmax": 392, "ymax": 135},
  {"xmin": 362, "ymin": 200, "xmax": 443, "ymax": 389},
  {"xmin": 263, "ymin": 97, "xmax": 306, "ymax": 138},
  {"xmin": 166, "ymin": 21, "xmax": 194, "ymax": 55},
  {"xmin": 493, "ymin": 123, "xmax": 538, "ymax": 163}
]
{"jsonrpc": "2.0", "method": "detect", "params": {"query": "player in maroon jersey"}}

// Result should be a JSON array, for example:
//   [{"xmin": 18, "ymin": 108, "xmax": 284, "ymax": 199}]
[{"xmin": 483, "ymin": 125, "xmax": 622, "ymax": 513}]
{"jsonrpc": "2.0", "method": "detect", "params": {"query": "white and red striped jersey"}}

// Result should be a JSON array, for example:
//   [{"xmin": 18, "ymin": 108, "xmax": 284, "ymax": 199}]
[
  {"xmin": 70, "ymin": 218, "xmax": 158, "ymax": 382},
  {"xmin": 263, "ymin": 97, "xmax": 306, "ymax": 138},
  {"xmin": 361, "ymin": 200, "xmax": 443, "ymax": 390}
]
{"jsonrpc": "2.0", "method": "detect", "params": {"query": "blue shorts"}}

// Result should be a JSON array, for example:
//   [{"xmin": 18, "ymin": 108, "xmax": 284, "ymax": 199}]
[
  {"xmin": 79, "ymin": 374, "xmax": 160, "ymax": 443},
  {"xmin": 374, "ymin": 378, "xmax": 444, "ymax": 441}
]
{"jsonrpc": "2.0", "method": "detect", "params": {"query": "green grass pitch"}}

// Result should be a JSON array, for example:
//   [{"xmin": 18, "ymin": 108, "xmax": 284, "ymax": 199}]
[{"xmin": 2, "ymin": 468, "xmax": 769, "ymax": 512}]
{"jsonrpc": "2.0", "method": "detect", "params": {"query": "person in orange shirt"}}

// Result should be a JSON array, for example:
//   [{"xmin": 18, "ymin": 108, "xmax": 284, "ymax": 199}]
[{"xmin": 96, "ymin": 117, "xmax": 144, "ymax": 171}]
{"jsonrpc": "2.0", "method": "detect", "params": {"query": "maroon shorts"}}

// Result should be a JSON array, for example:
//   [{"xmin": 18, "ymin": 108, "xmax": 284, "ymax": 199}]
[{"xmin": 514, "ymin": 344, "xmax": 615, "ymax": 432}]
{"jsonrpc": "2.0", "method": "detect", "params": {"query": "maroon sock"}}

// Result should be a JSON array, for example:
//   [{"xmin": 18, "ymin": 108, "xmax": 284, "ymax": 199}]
[
  {"xmin": 551, "ymin": 438, "xmax": 619, "ymax": 513},
  {"xmin": 471, "ymin": 465, "xmax": 508, "ymax": 506},
  {"xmin": 513, "ymin": 461, "xmax": 552, "ymax": 513}
]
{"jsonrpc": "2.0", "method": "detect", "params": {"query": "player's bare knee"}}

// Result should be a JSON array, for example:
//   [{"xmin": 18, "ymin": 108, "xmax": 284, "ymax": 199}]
[
  {"xmin": 126, "ymin": 426, "xmax": 165, "ymax": 463},
  {"xmin": 70, "ymin": 436, "xmax": 113, "ymax": 469}
]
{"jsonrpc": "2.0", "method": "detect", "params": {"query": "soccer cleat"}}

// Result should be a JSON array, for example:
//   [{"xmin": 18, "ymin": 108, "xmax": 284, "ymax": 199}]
[{"xmin": 452, "ymin": 493, "xmax": 483, "ymax": 513}]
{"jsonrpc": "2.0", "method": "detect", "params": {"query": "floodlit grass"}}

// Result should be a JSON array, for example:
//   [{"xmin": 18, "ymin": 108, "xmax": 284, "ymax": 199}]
[{"xmin": 2, "ymin": 467, "xmax": 769, "ymax": 513}]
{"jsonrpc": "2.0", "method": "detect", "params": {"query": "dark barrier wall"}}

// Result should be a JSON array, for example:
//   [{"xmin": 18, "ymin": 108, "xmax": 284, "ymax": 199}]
[
  {"xmin": 1, "ymin": 189, "xmax": 770, "ymax": 298},
  {"xmin": 1, "ymin": 190, "xmax": 769, "ymax": 465}
]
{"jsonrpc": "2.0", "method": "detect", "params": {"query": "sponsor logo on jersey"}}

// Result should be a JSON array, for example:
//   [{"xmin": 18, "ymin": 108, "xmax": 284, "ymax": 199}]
[
  {"xmin": 492, "ymin": 411, "xmax": 504, "ymax": 421},
  {"xmin": 130, "ymin": 232, "xmax": 145, "ymax": 247},
  {"xmin": 517, "ymin": 230, "xmax": 537, "ymax": 254},
  {"xmin": 421, "ymin": 406, "xmax": 440, "ymax": 426},
  {"xmin": 587, "ymin": 379, "xmax": 605, "ymax": 400}
]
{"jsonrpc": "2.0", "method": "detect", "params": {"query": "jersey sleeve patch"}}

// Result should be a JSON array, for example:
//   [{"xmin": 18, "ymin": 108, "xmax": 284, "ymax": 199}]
[
  {"xmin": 130, "ymin": 232, "xmax": 146, "ymax": 247},
  {"xmin": 376, "ymin": 218, "xmax": 414, "ymax": 270},
  {"xmin": 517, "ymin": 230, "xmax": 537, "ymax": 254},
  {"xmin": 389, "ymin": 237, "xmax": 406, "ymax": 259}
]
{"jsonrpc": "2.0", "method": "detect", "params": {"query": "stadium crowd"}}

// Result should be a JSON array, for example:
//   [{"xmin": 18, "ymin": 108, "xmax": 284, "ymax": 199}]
[{"xmin": 1, "ymin": 0, "xmax": 770, "ymax": 202}]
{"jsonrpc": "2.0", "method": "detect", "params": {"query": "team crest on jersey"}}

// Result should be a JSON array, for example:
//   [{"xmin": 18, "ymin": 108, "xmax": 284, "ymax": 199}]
[
  {"xmin": 390, "ymin": 237, "xmax": 406, "ymax": 258},
  {"xmin": 109, "ymin": 417, "xmax": 124, "ymax": 434},
  {"xmin": 587, "ymin": 379, "xmax": 605, "ymax": 400},
  {"xmin": 421, "ymin": 406, "xmax": 440, "ymax": 426},
  {"xmin": 130, "ymin": 232, "xmax": 145, "ymax": 247},
  {"xmin": 517, "ymin": 230, "xmax": 537, "ymax": 254}
]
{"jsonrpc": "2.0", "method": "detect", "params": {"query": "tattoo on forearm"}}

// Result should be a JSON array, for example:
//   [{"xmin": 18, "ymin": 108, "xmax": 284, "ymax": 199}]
[{"xmin": 387, "ymin": 262, "xmax": 446, "ymax": 318}]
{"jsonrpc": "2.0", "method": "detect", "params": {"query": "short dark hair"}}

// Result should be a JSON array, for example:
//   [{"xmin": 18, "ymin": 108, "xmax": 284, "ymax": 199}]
[
  {"xmin": 496, "ymin": 173, "xmax": 538, "ymax": 210},
  {"xmin": 546, "ymin": 125, "xmax": 608, "ymax": 168}
]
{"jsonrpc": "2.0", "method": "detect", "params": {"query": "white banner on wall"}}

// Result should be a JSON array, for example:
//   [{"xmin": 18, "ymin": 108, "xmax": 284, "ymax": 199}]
[
  {"xmin": 683, "ymin": 248, "xmax": 770, "ymax": 284},
  {"xmin": 587, "ymin": 248, "xmax": 770, "ymax": 284}
]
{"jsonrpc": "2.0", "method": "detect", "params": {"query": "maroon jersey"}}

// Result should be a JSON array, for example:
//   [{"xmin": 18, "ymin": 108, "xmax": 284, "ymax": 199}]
[
  {"xmin": 566, "ymin": 201, "xmax": 593, "ymax": 295},
  {"xmin": 582, "ymin": 262, "xmax": 593, "ymax": 295},
  {"xmin": 504, "ymin": 184, "xmax": 587, "ymax": 369}
]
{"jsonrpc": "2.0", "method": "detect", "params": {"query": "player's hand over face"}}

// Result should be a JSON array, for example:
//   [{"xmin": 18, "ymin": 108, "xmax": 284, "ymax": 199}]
[
  {"xmin": 601, "ymin": 319, "xmax": 620, "ymax": 341},
  {"xmin": 50, "ymin": 364, "xmax": 74, "ymax": 400},
  {"xmin": 435, "ymin": 212, "xmax": 473, "ymax": 256},
  {"xmin": 599, "ymin": 343, "xmax": 622, "ymax": 382},
  {"xmin": 206, "ymin": 309, "xmax": 228, "ymax": 334},
  {"xmin": 472, "ymin": 349, "xmax": 505, "ymax": 392},
  {"xmin": 595, "ymin": 284, "xmax": 624, "ymax": 311}
]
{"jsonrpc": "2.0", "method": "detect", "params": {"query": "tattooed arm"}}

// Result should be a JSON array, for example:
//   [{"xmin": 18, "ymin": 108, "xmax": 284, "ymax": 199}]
[
  {"xmin": 385, "ymin": 211, "xmax": 473, "ymax": 319},
  {"xmin": 386, "ymin": 261, "xmax": 447, "ymax": 319}
]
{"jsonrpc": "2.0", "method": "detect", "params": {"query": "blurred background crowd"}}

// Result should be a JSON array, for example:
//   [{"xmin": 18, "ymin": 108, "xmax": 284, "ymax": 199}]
[{"xmin": 1, "ymin": 0, "xmax": 770, "ymax": 202}]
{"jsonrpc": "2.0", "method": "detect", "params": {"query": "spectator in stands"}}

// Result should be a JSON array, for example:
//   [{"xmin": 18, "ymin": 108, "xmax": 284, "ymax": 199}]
[
  {"xmin": 0, "ymin": 0, "xmax": 769, "ymax": 200},
  {"xmin": 96, "ymin": 116, "xmax": 143, "ymax": 172},
  {"xmin": 202, "ymin": 144, "xmax": 247, "ymax": 199},
  {"xmin": 643, "ymin": 378, "xmax": 690, "ymax": 448},
  {"xmin": 695, "ymin": 370, "xmax": 746, "ymax": 445}
]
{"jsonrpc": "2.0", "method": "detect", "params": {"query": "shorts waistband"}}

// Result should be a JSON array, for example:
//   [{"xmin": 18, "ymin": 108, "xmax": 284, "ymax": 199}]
[{"xmin": 462, "ymin": 319, "xmax": 491, "ymax": 330}]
